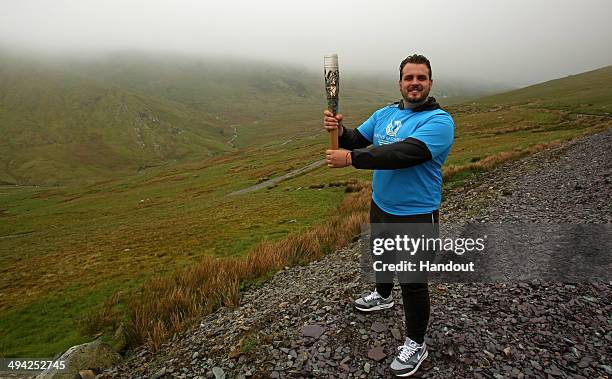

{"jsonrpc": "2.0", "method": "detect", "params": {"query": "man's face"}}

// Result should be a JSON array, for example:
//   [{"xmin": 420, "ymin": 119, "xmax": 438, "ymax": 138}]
[{"xmin": 399, "ymin": 63, "xmax": 432, "ymax": 104}]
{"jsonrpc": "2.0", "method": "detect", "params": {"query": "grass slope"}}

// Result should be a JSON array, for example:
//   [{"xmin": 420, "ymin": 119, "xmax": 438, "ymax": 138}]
[
  {"xmin": 473, "ymin": 65, "xmax": 612, "ymax": 115},
  {"xmin": 0, "ymin": 57, "xmax": 233, "ymax": 186}
]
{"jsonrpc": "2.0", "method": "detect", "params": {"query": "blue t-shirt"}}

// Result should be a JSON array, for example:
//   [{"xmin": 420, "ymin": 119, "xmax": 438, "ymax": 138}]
[{"xmin": 357, "ymin": 104, "xmax": 454, "ymax": 215}]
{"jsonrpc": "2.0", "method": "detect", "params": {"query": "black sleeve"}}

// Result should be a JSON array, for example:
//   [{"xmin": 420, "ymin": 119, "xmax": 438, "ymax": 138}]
[
  {"xmin": 338, "ymin": 126, "xmax": 371, "ymax": 150},
  {"xmin": 351, "ymin": 137, "xmax": 432, "ymax": 170}
]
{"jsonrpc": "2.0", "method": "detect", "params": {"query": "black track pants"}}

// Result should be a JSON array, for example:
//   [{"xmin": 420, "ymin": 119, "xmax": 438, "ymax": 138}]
[{"xmin": 369, "ymin": 201, "xmax": 439, "ymax": 345}]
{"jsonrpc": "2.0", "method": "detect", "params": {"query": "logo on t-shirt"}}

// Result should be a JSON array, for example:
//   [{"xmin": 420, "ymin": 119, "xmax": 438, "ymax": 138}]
[{"xmin": 385, "ymin": 120, "xmax": 402, "ymax": 137}]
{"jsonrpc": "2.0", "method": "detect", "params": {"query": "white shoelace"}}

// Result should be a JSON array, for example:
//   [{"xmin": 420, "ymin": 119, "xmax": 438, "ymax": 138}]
[
  {"xmin": 363, "ymin": 291, "xmax": 382, "ymax": 302},
  {"xmin": 397, "ymin": 341, "xmax": 419, "ymax": 362}
]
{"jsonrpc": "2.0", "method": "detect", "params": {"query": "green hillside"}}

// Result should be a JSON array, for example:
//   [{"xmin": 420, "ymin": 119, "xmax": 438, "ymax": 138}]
[
  {"xmin": 0, "ymin": 52, "xmax": 397, "ymax": 185},
  {"xmin": 441, "ymin": 65, "xmax": 612, "ymax": 172},
  {"xmin": 474, "ymin": 65, "xmax": 612, "ymax": 115},
  {"xmin": 70, "ymin": 53, "xmax": 398, "ymax": 148},
  {"xmin": 71, "ymin": 52, "xmax": 507, "ymax": 146},
  {"xmin": 0, "ymin": 58, "xmax": 234, "ymax": 185}
]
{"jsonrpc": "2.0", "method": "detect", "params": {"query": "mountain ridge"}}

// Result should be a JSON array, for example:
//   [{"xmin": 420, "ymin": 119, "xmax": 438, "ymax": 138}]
[{"xmin": 0, "ymin": 51, "xmax": 510, "ymax": 185}]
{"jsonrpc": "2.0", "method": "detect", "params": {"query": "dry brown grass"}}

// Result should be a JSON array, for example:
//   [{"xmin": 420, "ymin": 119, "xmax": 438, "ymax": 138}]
[{"xmin": 108, "ymin": 181, "xmax": 372, "ymax": 350}]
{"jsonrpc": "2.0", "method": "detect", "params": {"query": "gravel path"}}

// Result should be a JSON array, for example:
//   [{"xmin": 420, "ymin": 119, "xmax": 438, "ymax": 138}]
[
  {"xmin": 229, "ymin": 159, "xmax": 326, "ymax": 196},
  {"xmin": 103, "ymin": 129, "xmax": 612, "ymax": 379}
]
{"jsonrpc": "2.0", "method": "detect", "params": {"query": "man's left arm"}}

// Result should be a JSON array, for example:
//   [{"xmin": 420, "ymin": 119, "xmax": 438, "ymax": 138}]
[{"xmin": 350, "ymin": 114, "xmax": 454, "ymax": 170}]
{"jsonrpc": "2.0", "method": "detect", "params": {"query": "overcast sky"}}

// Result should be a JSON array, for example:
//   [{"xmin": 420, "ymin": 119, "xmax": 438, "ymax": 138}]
[{"xmin": 1, "ymin": 0, "xmax": 611, "ymax": 86}]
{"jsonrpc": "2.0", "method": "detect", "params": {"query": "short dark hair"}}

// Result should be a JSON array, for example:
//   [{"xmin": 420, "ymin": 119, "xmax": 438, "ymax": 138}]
[{"xmin": 399, "ymin": 54, "xmax": 432, "ymax": 80}]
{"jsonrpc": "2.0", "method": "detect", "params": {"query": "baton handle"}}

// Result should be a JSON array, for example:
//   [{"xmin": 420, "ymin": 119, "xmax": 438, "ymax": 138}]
[{"xmin": 329, "ymin": 124, "xmax": 339, "ymax": 149}]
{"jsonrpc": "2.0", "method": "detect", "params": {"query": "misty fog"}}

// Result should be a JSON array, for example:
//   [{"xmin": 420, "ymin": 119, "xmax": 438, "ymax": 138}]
[{"xmin": 1, "ymin": 0, "xmax": 611, "ymax": 86}]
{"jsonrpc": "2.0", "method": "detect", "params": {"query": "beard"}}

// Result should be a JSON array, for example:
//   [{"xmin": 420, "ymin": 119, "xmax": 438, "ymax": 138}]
[{"xmin": 402, "ymin": 85, "xmax": 430, "ymax": 104}]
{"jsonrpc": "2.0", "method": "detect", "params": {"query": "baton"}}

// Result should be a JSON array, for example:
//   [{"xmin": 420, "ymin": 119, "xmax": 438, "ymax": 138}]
[{"xmin": 324, "ymin": 54, "xmax": 340, "ymax": 149}]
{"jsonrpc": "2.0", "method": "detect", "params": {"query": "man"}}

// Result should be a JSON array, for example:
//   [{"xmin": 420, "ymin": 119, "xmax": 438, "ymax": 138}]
[{"xmin": 323, "ymin": 54, "xmax": 454, "ymax": 377}]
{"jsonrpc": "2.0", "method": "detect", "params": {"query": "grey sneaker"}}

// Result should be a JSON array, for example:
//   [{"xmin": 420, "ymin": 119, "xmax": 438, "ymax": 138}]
[
  {"xmin": 354, "ymin": 290, "xmax": 394, "ymax": 312},
  {"xmin": 390, "ymin": 338, "xmax": 428, "ymax": 377}
]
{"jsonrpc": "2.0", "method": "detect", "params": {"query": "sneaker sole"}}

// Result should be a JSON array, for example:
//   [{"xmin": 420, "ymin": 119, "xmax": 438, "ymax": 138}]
[
  {"xmin": 354, "ymin": 301, "xmax": 394, "ymax": 312},
  {"xmin": 393, "ymin": 350, "xmax": 428, "ymax": 377}
]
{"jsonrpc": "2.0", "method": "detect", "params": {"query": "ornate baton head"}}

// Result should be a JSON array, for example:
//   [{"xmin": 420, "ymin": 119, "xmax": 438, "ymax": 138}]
[{"xmin": 324, "ymin": 54, "xmax": 339, "ymax": 115}]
